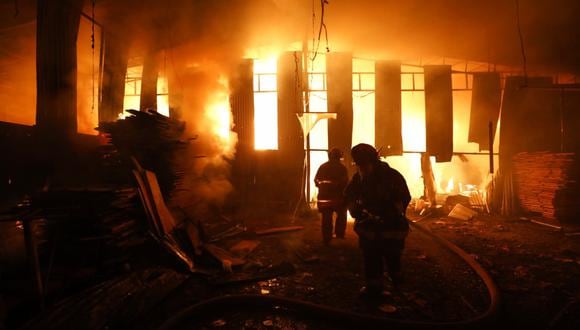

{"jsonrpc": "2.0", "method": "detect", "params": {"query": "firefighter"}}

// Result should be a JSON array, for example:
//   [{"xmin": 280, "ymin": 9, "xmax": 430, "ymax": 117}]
[
  {"xmin": 345, "ymin": 143, "xmax": 411, "ymax": 297},
  {"xmin": 314, "ymin": 148, "xmax": 349, "ymax": 245}
]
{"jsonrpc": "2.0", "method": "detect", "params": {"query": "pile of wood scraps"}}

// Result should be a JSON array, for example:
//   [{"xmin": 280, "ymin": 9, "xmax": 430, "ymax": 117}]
[
  {"xmin": 132, "ymin": 156, "xmax": 304, "ymax": 274},
  {"xmin": 101, "ymin": 110, "xmax": 306, "ymax": 279},
  {"xmin": 513, "ymin": 152, "xmax": 579, "ymax": 225},
  {"xmin": 27, "ymin": 185, "xmax": 145, "ymax": 251},
  {"xmin": 131, "ymin": 157, "xmax": 200, "ymax": 272},
  {"xmin": 98, "ymin": 110, "xmax": 189, "ymax": 199},
  {"xmin": 448, "ymin": 204, "xmax": 478, "ymax": 221}
]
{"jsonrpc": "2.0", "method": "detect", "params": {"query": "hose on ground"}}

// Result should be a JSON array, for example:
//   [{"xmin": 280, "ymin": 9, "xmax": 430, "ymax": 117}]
[{"xmin": 159, "ymin": 221, "xmax": 501, "ymax": 329}]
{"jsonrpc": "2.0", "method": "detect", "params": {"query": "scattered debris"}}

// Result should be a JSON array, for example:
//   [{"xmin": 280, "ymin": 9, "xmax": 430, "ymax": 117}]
[
  {"xmin": 294, "ymin": 247, "xmax": 320, "ymax": 264},
  {"xmin": 553, "ymin": 257, "xmax": 575, "ymax": 264},
  {"xmin": 514, "ymin": 265, "xmax": 529, "ymax": 279},
  {"xmin": 229, "ymin": 240, "xmax": 260, "ymax": 257},
  {"xmin": 448, "ymin": 204, "xmax": 478, "ymax": 221},
  {"xmin": 445, "ymin": 195, "xmax": 471, "ymax": 210},
  {"xmin": 530, "ymin": 219, "xmax": 563, "ymax": 230},
  {"xmin": 207, "ymin": 223, "xmax": 247, "ymax": 243},
  {"xmin": 132, "ymin": 159, "xmax": 195, "ymax": 271},
  {"xmin": 378, "ymin": 304, "xmax": 398, "ymax": 313},
  {"xmin": 255, "ymin": 226, "xmax": 304, "ymax": 236},
  {"xmin": 414, "ymin": 198, "xmax": 427, "ymax": 213},
  {"xmin": 211, "ymin": 319, "xmax": 226, "ymax": 327},
  {"xmin": 208, "ymin": 262, "xmax": 296, "ymax": 286},
  {"xmin": 494, "ymin": 225, "xmax": 506, "ymax": 232},
  {"xmin": 413, "ymin": 298, "xmax": 428, "ymax": 308},
  {"xmin": 262, "ymin": 319, "xmax": 274, "ymax": 327},
  {"xmin": 203, "ymin": 243, "xmax": 246, "ymax": 271}
]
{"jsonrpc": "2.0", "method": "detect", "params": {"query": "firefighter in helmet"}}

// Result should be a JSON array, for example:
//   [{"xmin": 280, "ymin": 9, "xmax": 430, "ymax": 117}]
[
  {"xmin": 314, "ymin": 148, "xmax": 349, "ymax": 245},
  {"xmin": 345, "ymin": 143, "xmax": 411, "ymax": 297}
]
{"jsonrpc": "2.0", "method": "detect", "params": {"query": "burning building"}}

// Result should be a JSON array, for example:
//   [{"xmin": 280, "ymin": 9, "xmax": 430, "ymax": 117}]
[{"xmin": 0, "ymin": 0, "xmax": 579, "ymax": 329}]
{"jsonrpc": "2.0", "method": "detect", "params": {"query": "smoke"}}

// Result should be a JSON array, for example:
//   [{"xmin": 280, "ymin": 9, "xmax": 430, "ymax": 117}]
[
  {"xmin": 76, "ymin": 18, "xmax": 101, "ymax": 135},
  {"xmin": 113, "ymin": 0, "xmax": 310, "ymax": 215},
  {"xmin": 2, "ymin": 0, "xmax": 578, "ymax": 213},
  {"xmin": 320, "ymin": 0, "xmax": 580, "ymax": 74},
  {"xmin": 167, "ymin": 52, "xmax": 237, "ymax": 216}
]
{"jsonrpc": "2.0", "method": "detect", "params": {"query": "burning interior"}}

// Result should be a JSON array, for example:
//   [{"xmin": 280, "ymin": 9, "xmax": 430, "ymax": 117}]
[{"xmin": 0, "ymin": 0, "xmax": 579, "ymax": 329}]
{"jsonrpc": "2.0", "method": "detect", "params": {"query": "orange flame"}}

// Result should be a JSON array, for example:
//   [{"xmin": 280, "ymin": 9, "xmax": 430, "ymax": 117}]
[{"xmin": 206, "ymin": 77, "xmax": 237, "ymax": 157}]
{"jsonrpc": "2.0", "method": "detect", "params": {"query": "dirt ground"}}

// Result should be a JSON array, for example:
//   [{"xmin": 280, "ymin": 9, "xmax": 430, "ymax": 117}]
[
  {"xmin": 4, "ymin": 209, "xmax": 579, "ymax": 329},
  {"xmin": 418, "ymin": 214, "xmax": 580, "ymax": 329},
  {"xmin": 140, "ymin": 210, "xmax": 579, "ymax": 329}
]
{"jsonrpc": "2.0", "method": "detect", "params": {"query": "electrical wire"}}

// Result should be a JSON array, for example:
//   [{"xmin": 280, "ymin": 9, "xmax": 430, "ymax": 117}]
[
  {"xmin": 310, "ymin": 0, "xmax": 330, "ymax": 62},
  {"xmin": 164, "ymin": 0, "xmax": 185, "ymax": 98},
  {"xmin": 514, "ymin": 0, "xmax": 527, "ymax": 82}
]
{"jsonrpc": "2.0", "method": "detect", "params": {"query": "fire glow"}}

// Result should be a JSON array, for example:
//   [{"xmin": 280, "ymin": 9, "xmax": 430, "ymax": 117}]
[
  {"xmin": 249, "ymin": 55, "xmax": 497, "ymax": 202},
  {"xmin": 206, "ymin": 83, "xmax": 236, "ymax": 157},
  {"xmin": 253, "ymin": 57, "xmax": 278, "ymax": 150}
]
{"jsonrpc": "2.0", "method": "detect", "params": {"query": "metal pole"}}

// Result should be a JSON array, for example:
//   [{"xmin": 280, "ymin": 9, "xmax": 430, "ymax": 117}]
[
  {"xmin": 302, "ymin": 41, "xmax": 311, "ymax": 207},
  {"xmin": 489, "ymin": 121, "xmax": 494, "ymax": 174},
  {"xmin": 560, "ymin": 88, "xmax": 564, "ymax": 152}
]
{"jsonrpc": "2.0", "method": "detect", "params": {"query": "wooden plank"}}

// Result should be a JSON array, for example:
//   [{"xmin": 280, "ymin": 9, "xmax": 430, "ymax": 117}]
[
  {"xmin": 144, "ymin": 170, "xmax": 177, "ymax": 235},
  {"xmin": 132, "ymin": 170, "xmax": 161, "ymax": 236},
  {"xmin": 255, "ymin": 226, "xmax": 304, "ymax": 236},
  {"xmin": 203, "ymin": 243, "xmax": 246, "ymax": 268}
]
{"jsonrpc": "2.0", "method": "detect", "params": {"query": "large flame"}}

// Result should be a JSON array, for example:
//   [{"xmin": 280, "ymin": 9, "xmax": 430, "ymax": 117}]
[
  {"xmin": 122, "ymin": 66, "xmax": 170, "ymax": 117},
  {"xmin": 445, "ymin": 177, "xmax": 455, "ymax": 193},
  {"xmin": 156, "ymin": 75, "xmax": 170, "ymax": 117},
  {"xmin": 206, "ymin": 79, "xmax": 236, "ymax": 157}
]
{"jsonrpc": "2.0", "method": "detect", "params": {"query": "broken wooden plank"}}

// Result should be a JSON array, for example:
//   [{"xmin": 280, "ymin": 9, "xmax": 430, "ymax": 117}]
[
  {"xmin": 254, "ymin": 226, "xmax": 304, "ymax": 236},
  {"xmin": 208, "ymin": 262, "xmax": 295, "ymax": 286},
  {"xmin": 161, "ymin": 236, "xmax": 195, "ymax": 272},
  {"xmin": 203, "ymin": 243, "xmax": 246, "ymax": 269},
  {"xmin": 229, "ymin": 240, "xmax": 260, "ymax": 257},
  {"xmin": 294, "ymin": 248, "xmax": 320, "ymax": 264},
  {"xmin": 132, "ymin": 159, "xmax": 195, "ymax": 272},
  {"xmin": 183, "ymin": 221, "xmax": 203, "ymax": 256},
  {"xmin": 132, "ymin": 170, "xmax": 161, "ymax": 237},
  {"xmin": 143, "ymin": 170, "xmax": 177, "ymax": 235}
]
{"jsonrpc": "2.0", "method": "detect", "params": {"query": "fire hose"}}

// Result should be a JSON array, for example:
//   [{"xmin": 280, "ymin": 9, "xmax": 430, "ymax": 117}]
[{"xmin": 159, "ymin": 221, "xmax": 501, "ymax": 329}]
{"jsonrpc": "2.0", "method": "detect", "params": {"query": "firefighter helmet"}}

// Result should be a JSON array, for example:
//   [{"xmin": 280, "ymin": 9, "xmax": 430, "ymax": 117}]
[{"xmin": 351, "ymin": 143, "xmax": 378, "ymax": 165}]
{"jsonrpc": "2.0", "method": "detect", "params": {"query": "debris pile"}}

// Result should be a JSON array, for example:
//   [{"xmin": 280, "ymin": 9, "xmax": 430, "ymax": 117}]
[
  {"xmin": 97, "ymin": 109, "xmax": 188, "ymax": 198},
  {"xmin": 448, "ymin": 204, "xmax": 478, "ymax": 221},
  {"xmin": 30, "ymin": 187, "xmax": 145, "ymax": 250}
]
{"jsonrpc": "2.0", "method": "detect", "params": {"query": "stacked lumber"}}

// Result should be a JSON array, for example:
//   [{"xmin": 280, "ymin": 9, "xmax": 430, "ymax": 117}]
[
  {"xmin": 29, "ymin": 186, "xmax": 145, "ymax": 250},
  {"xmin": 97, "ymin": 110, "xmax": 189, "ymax": 198},
  {"xmin": 512, "ymin": 152, "xmax": 579, "ymax": 223}
]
